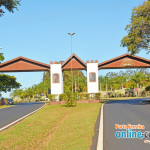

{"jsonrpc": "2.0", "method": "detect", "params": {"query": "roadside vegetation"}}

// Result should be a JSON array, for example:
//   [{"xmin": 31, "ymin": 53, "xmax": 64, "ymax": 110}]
[
  {"xmin": 121, "ymin": 0, "xmax": 150, "ymax": 54},
  {"xmin": 0, "ymin": 105, "xmax": 13, "ymax": 109},
  {"xmin": 0, "ymin": 103, "xmax": 101, "ymax": 150},
  {"xmin": 10, "ymin": 68, "xmax": 150, "ymax": 104},
  {"xmin": 0, "ymin": 0, "xmax": 21, "ymax": 17},
  {"xmin": 0, "ymin": 0, "xmax": 149, "ymax": 149},
  {"xmin": 99, "ymin": 69, "xmax": 150, "ymax": 98},
  {"xmin": 10, "ymin": 71, "xmax": 88, "ymax": 103},
  {"xmin": 0, "ymin": 50, "xmax": 21, "ymax": 103}
]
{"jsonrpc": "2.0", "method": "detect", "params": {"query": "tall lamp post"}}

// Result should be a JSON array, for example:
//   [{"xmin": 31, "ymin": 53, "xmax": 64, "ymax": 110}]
[{"xmin": 68, "ymin": 33, "xmax": 75, "ymax": 93}]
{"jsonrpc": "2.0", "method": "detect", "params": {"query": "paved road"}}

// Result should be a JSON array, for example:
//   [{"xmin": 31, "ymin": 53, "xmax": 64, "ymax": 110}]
[
  {"xmin": 103, "ymin": 98, "xmax": 150, "ymax": 150},
  {"xmin": 0, "ymin": 102, "xmax": 45, "ymax": 129}
]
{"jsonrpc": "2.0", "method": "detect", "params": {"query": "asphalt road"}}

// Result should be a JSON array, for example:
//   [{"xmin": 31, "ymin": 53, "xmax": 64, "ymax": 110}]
[
  {"xmin": 0, "ymin": 102, "xmax": 45, "ymax": 129},
  {"xmin": 103, "ymin": 98, "xmax": 150, "ymax": 150}
]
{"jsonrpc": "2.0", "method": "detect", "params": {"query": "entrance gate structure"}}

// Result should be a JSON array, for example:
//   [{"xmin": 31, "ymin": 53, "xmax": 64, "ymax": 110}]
[{"xmin": 0, "ymin": 53, "xmax": 150, "ymax": 96}]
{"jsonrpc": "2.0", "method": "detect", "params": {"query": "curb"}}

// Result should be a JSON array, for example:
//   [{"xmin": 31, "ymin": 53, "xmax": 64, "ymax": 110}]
[{"xmin": 97, "ymin": 103, "xmax": 104, "ymax": 150}]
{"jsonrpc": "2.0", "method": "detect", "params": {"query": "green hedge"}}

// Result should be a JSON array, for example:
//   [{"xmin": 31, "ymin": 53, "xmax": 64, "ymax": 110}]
[{"xmin": 59, "ymin": 93, "xmax": 68, "ymax": 101}]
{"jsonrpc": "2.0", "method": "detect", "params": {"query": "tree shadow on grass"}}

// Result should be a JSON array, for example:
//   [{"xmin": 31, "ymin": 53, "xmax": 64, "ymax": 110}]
[{"xmin": 90, "ymin": 105, "xmax": 101, "ymax": 150}]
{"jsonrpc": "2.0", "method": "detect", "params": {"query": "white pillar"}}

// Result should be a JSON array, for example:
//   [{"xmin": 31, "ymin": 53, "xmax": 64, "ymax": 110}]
[
  {"xmin": 87, "ymin": 60, "xmax": 98, "ymax": 93},
  {"xmin": 50, "ymin": 62, "xmax": 63, "ymax": 95}
]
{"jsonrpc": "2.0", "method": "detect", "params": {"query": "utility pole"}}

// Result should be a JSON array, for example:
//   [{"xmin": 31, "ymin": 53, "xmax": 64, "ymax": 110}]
[{"xmin": 68, "ymin": 33, "xmax": 75, "ymax": 93}]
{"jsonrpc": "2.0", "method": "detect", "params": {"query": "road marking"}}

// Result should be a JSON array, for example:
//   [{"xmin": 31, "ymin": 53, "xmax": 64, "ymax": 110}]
[
  {"xmin": 0, "ymin": 103, "xmax": 46, "ymax": 132},
  {"xmin": 97, "ymin": 103, "xmax": 104, "ymax": 150}
]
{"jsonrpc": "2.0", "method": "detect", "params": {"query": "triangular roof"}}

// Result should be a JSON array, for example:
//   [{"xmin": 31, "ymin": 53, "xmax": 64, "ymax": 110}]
[
  {"xmin": 98, "ymin": 53, "xmax": 150, "ymax": 69},
  {"xmin": 62, "ymin": 53, "xmax": 87, "ymax": 70},
  {"xmin": 0, "ymin": 56, "xmax": 50, "ymax": 72}
]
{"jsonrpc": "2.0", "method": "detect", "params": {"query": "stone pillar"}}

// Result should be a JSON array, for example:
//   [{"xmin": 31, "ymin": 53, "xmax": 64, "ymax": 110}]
[
  {"xmin": 86, "ymin": 60, "xmax": 98, "ymax": 93},
  {"xmin": 50, "ymin": 61, "xmax": 63, "ymax": 95}
]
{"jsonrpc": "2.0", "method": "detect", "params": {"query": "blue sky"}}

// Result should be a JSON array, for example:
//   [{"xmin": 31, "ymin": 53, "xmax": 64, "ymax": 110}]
[{"xmin": 0, "ymin": 0, "xmax": 148, "ymax": 97}]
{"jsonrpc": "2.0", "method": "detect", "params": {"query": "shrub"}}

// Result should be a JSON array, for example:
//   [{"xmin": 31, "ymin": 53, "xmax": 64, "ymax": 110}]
[
  {"xmin": 89, "ymin": 93, "xmax": 95, "ymax": 100},
  {"xmin": 86, "ymin": 93, "xmax": 90, "ymax": 100},
  {"xmin": 79, "ymin": 93, "xmax": 84, "ymax": 100},
  {"xmin": 65, "ymin": 93, "xmax": 77, "ymax": 107},
  {"xmin": 74, "ymin": 92, "xmax": 80, "ymax": 100},
  {"xmin": 79, "ymin": 93, "xmax": 83, "ymax": 100},
  {"xmin": 95, "ymin": 93, "xmax": 101, "ymax": 100},
  {"xmin": 48, "ymin": 94, "xmax": 61, "ymax": 101},
  {"xmin": 145, "ymin": 86, "xmax": 150, "ymax": 91},
  {"xmin": 59, "ymin": 93, "xmax": 68, "ymax": 101},
  {"xmin": 141, "ymin": 90, "xmax": 146, "ymax": 97},
  {"xmin": 48, "ymin": 94, "xmax": 53, "ymax": 101},
  {"xmin": 79, "ymin": 93, "xmax": 87, "ymax": 100}
]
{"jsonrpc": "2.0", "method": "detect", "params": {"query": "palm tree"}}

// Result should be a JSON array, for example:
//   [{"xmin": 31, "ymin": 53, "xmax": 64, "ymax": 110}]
[
  {"xmin": 118, "ymin": 71, "xmax": 127, "ymax": 89},
  {"xmin": 131, "ymin": 69, "xmax": 146, "ymax": 88},
  {"xmin": 106, "ymin": 72, "xmax": 118, "ymax": 91}
]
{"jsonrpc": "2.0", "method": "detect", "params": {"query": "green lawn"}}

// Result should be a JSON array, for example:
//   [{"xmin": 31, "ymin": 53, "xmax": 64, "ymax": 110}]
[{"xmin": 0, "ymin": 103, "xmax": 101, "ymax": 150}]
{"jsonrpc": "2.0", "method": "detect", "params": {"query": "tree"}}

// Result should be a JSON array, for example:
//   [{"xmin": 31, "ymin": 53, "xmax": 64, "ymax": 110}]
[
  {"xmin": 131, "ymin": 69, "xmax": 146, "ymax": 88},
  {"xmin": 0, "ymin": 51, "xmax": 4, "ymax": 63},
  {"xmin": 121, "ymin": 0, "xmax": 150, "ymax": 54},
  {"xmin": 118, "ymin": 71, "xmax": 127, "ymax": 89},
  {"xmin": 145, "ymin": 70, "xmax": 150, "ymax": 84},
  {"xmin": 103, "ymin": 74, "xmax": 109, "ymax": 94},
  {"xmin": 106, "ymin": 72, "xmax": 118, "ymax": 90},
  {"xmin": 0, "ymin": 50, "xmax": 21, "ymax": 95},
  {"xmin": 43, "ymin": 71, "xmax": 50, "ymax": 96},
  {"xmin": 10, "ymin": 88, "xmax": 23, "ymax": 98},
  {"xmin": 63, "ymin": 70, "xmax": 86, "ymax": 94},
  {"xmin": 0, "ymin": 74, "xmax": 20, "ymax": 93},
  {"xmin": 0, "ymin": 0, "xmax": 21, "ymax": 17},
  {"xmin": 98, "ymin": 75, "xmax": 103, "ymax": 91}
]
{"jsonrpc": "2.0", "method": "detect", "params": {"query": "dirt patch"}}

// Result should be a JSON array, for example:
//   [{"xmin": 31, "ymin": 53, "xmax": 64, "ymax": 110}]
[{"xmin": 36, "ymin": 114, "xmax": 67, "ymax": 149}]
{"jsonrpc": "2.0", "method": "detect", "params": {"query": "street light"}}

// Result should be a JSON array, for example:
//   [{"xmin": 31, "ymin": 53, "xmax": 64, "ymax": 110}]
[{"xmin": 68, "ymin": 33, "xmax": 76, "ymax": 93}]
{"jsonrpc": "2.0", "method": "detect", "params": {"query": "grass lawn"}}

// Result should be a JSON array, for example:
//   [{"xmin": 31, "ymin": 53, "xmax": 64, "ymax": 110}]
[
  {"xmin": 0, "ymin": 105, "xmax": 14, "ymax": 109},
  {"xmin": 0, "ymin": 103, "xmax": 101, "ymax": 150}
]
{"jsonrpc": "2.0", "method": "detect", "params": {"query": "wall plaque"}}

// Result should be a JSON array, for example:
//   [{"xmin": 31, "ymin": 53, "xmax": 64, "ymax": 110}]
[
  {"xmin": 89, "ymin": 72, "xmax": 96, "ymax": 82},
  {"xmin": 121, "ymin": 58, "xmax": 134, "ymax": 67},
  {"xmin": 53, "ymin": 73, "xmax": 60, "ymax": 83}
]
